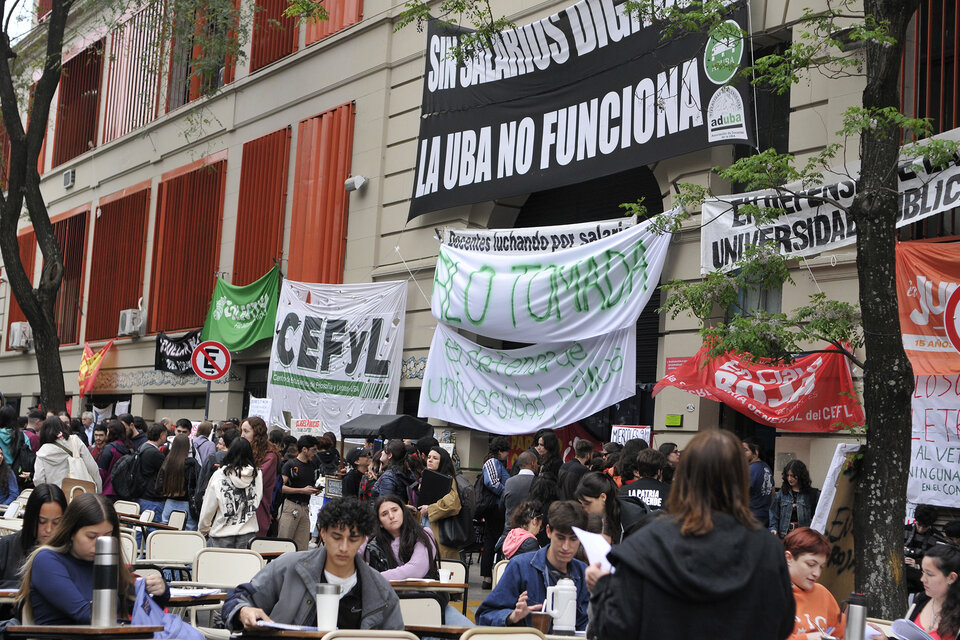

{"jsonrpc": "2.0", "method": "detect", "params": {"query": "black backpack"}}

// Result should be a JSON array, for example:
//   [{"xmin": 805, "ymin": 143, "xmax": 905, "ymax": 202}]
[
  {"xmin": 473, "ymin": 468, "xmax": 499, "ymax": 518},
  {"xmin": 110, "ymin": 446, "xmax": 148, "ymax": 500}
]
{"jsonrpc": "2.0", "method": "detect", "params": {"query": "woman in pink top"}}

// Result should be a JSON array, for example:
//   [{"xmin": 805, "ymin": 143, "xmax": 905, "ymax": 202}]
[{"xmin": 908, "ymin": 544, "xmax": 960, "ymax": 640}]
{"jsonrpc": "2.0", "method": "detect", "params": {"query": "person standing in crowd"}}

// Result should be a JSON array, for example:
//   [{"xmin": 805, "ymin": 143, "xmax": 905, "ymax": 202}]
[
  {"xmin": 476, "ymin": 500, "xmax": 590, "ymax": 631},
  {"xmin": 658, "ymin": 442, "xmax": 680, "ymax": 484},
  {"xmin": 97, "ymin": 420, "xmax": 131, "ymax": 500},
  {"xmin": 480, "ymin": 436, "xmax": 511, "ymax": 590},
  {"xmin": 0, "ymin": 448, "xmax": 19, "ymax": 506},
  {"xmin": 192, "ymin": 426, "xmax": 241, "ymax": 520},
  {"xmin": 23, "ymin": 409, "xmax": 42, "ymax": 452},
  {"xmin": 0, "ymin": 406, "xmax": 33, "ymax": 489},
  {"xmin": 502, "ymin": 451, "xmax": 538, "ymax": 533},
  {"xmin": 620, "ymin": 449, "xmax": 670, "ymax": 511},
  {"xmin": 192, "ymin": 422, "xmax": 216, "ymax": 466},
  {"xmin": 418, "ymin": 446, "xmax": 463, "ymax": 560},
  {"xmin": 782, "ymin": 528, "xmax": 844, "ymax": 640},
  {"xmin": 33, "ymin": 417, "xmax": 101, "ymax": 491},
  {"xmin": 314, "ymin": 434, "xmax": 341, "ymax": 478},
  {"xmin": 535, "ymin": 431, "xmax": 562, "ymax": 477},
  {"xmin": 242, "ymin": 417, "xmax": 281, "ymax": 537},
  {"xmin": 588, "ymin": 429, "xmax": 794, "ymax": 640},
  {"xmin": 742, "ymin": 437, "xmax": 774, "ymax": 524},
  {"xmin": 174, "ymin": 419, "xmax": 192, "ymax": 438},
  {"xmin": 199, "ymin": 438, "xmax": 262, "ymax": 549},
  {"xmin": 0, "ymin": 484, "xmax": 66, "ymax": 588},
  {"xmin": 80, "ymin": 412, "xmax": 95, "ymax": 447},
  {"xmin": 612, "ymin": 439, "xmax": 649, "ymax": 488},
  {"xmin": 89, "ymin": 423, "xmax": 107, "ymax": 462},
  {"xmin": 223, "ymin": 497, "xmax": 404, "ymax": 631},
  {"xmin": 118, "ymin": 414, "xmax": 145, "ymax": 450},
  {"xmin": 501, "ymin": 500, "xmax": 543, "ymax": 560},
  {"xmin": 157, "ymin": 434, "xmax": 200, "ymax": 529},
  {"xmin": 559, "ymin": 440, "xmax": 594, "ymax": 500},
  {"xmin": 905, "ymin": 504, "xmax": 946, "ymax": 593},
  {"xmin": 945, "ymin": 520, "xmax": 960, "ymax": 546},
  {"xmin": 278, "ymin": 435, "xmax": 320, "ymax": 550},
  {"xmin": 575, "ymin": 472, "xmax": 624, "ymax": 544},
  {"xmin": 342, "ymin": 448, "xmax": 373, "ymax": 500},
  {"xmin": 906, "ymin": 543, "xmax": 960, "ymax": 640},
  {"xmin": 137, "ymin": 423, "xmax": 168, "ymax": 516},
  {"xmin": 372, "ymin": 440, "xmax": 415, "ymax": 501},
  {"xmin": 770, "ymin": 460, "xmax": 821, "ymax": 539}
]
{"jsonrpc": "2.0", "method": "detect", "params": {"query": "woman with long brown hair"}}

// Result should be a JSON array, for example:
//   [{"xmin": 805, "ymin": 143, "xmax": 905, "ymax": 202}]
[
  {"xmin": 241, "ymin": 417, "xmax": 280, "ymax": 537},
  {"xmin": 17, "ymin": 492, "xmax": 169, "ymax": 624},
  {"xmin": 587, "ymin": 429, "xmax": 794, "ymax": 639},
  {"xmin": 157, "ymin": 433, "xmax": 200, "ymax": 530}
]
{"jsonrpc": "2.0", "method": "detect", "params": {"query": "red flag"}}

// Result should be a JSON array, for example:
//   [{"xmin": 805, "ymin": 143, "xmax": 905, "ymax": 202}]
[
  {"xmin": 78, "ymin": 340, "xmax": 114, "ymax": 396},
  {"xmin": 653, "ymin": 345, "xmax": 863, "ymax": 433}
]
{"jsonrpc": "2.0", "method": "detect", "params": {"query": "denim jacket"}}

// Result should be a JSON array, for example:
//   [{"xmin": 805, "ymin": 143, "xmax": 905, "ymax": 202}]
[{"xmin": 769, "ymin": 488, "xmax": 820, "ymax": 537}]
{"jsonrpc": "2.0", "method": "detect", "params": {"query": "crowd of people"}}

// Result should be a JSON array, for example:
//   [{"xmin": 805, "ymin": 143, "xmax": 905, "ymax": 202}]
[{"xmin": 0, "ymin": 406, "xmax": 955, "ymax": 639}]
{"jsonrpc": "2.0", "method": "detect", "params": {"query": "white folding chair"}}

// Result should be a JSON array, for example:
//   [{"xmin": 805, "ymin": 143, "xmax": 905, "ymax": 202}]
[
  {"xmin": 320, "ymin": 632, "xmax": 419, "ymax": 640},
  {"xmin": 460, "ymin": 629, "xmax": 547, "ymax": 640},
  {"xmin": 146, "ymin": 530, "xmax": 206, "ymax": 564},
  {"xmin": 18, "ymin": 488, "xmax": 32, "ymax": 501},
  {"xmin": 120, "ymin": 531, "xmax": 137, "ymax": 564},
  {"xmin": 114, "ymin": 500, "xmax": 141, "ymax": 516},
  {"xmin": 186, "ymin": 548, "xmax": 265, "ymax": 633},
  {"xmin": 439, "ymin": 558, "xmax": 468, "ymax": 614},
  {"xmin": 166, "ymin": 510, "xmax": 186, "ymax": 530},
  {"xmin": 139, "ymin": 509, "xmax": 155, "ymax": 523},
  {"xmin": 492, "ymin": 558, "xmax": 509, "ymax": 587},
  {"xmin": 397, "ymin": 596, "xmax": 443, "ymax": 626},
  {"xmin": 249, "ymin": 537, "xmax": 297, "ymax": 555}
]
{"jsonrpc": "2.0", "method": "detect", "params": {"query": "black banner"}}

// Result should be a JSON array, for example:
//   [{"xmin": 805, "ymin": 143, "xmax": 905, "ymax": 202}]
[
  {"xmin": 408, "ymin": 0, "xmax": 755, "ymax": 219},
  {"xmin": 155, "ymin": 329, "xmax": 202, "ymax": 374}
]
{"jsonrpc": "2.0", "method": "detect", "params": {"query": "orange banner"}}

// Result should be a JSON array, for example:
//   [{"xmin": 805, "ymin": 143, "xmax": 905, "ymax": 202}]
[
  {"xmin": 78, "ymin": 339, "xmax": 114, "ymax": 396},
  {"xmin": 896, "ymin": 241, "xmax": 960, "ymax": 374}
]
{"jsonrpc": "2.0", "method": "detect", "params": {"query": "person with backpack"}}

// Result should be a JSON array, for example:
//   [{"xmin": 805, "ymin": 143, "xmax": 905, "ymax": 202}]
[
  {"xmin": 191, "ymin": 427, "xmax": 240, "ymax": 521},
  {"xmin": 479, "ymin": 436, "xmax": 511, "ymax": 590},
  {"xmin": 0, "ymin": 405, "xmax": 34, "ymax": 491},
  {"xmin": 313, "ymin": 434, "xmax": 340, "ymax": 478},
  {"xmin": 137, "ymin": 424, "xmax": 168, "ymax": 516},
  {"xmin": 191, "ymin": 422, "xmax": 216, "ymax": 467},
  {"xmin": 417, "ymin": 446, "xmax": 464, "ymax": 560},
  {"xmin": 156, "ymin": 434, "xmax": 200, "ymax": 530},
  {"xmin": 372, "ymin": 440, "xmax": 415, "ymax": 502},
  {"xmin": 98, "ymin": 421, "xmax": 132, "ymax": 500},
  {"xmin": 198, "ymin": 438, "xmax": 262, "ymax": 549},
  {"xmin": 34, "ymin": 417, "xmax": 101, "ymax": 492},
  {"xmin": 241, "ymin": 417, "xmax": 281, "ymax": 537}
]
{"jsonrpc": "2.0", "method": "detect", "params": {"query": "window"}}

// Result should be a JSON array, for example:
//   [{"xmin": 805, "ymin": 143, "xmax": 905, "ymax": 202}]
[
  {"xmin": 102, "ymin": 5, "xmax": 164, "ymax": 144},
  {"xmin": 148, "ymin": 155, "xmax": 227, "ymax": 333},
  {"xmin": 86, "ymin": 185, "xmax": 151, "ymax": 341},
  {"xmin": 166, "ymin": 11, "xmax": 237, "ymax": 112},
  {"xmin": 287, "ymin": 103, "xmax": 354, "ymax": 283},
  {"xmin": 53, "ymin": 43, "xmax": 103, "ymax": 167},
  {"xmin": 234, "ymin": 128, "xmax": 290, "ymax": 285},
  {"xmin": 305, "ymin": 0, "xmax": 361, "ymax": 46},
  {"xmin": 249, "ymin": 0, "xmax": 298, "ymax": 72},
  {"xmin": 51, "ymin": 208, "xmax": 90, "ymax": 345},
  {"xmin": 6, "ymin": 231, "xmax": 37, "ymax": 350}
]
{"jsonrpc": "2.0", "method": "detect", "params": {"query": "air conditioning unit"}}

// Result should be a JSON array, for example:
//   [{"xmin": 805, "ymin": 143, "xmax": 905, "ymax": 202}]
[
  {"xmin": 117, "ymin": 309, "xmax": 143, "ymax": 337},
  {"xmin": 9, "ymin": 322, "xmax": 32, "ymax": 350},
  {"xmin": 62, "ymin": 169, "xmax": 75, "ymax": 189}
]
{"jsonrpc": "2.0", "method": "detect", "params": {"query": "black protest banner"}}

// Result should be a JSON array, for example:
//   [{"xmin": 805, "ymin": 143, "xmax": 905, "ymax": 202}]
[
  {"xmin": 155, "ymin": 329, "xmax": 202, "ymax": 374},
  {"xmin": 408, "ymin": 0, "xmax": 755, "ymax": 219}
]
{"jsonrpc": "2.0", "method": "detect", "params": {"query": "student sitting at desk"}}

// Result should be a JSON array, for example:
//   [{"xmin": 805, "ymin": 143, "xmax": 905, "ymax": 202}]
[
  {"xmin": 0, "ymin": 484, "xmax": 67, "ymax": 589},
  {"xmin": 16, "ymin": 493, "xmax": 169, "ymax": 624},
  {"xmin": 222, "ymin": 497, "xmax": 404, "ymax": 631}
]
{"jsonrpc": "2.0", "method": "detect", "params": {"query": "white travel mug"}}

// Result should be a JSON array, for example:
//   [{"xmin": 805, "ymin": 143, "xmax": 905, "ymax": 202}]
[{"xmin": 316, "ymin": 583, "xmax": 340, "ymax": 630}]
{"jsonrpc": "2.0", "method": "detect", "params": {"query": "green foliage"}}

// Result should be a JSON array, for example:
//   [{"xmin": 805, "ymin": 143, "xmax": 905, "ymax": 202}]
[{"xmin": 392, "ymin": 0, "xmax": 516, "ymax": 63}]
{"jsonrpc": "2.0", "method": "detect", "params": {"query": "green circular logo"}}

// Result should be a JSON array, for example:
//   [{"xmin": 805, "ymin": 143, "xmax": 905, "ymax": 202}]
[{"xmin": 704, "ymin": 20, "xmax": 744, "ymax": 85}]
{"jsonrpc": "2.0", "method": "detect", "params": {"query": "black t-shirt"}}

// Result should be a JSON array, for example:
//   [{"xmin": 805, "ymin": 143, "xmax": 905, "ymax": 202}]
[
  {"xmin": 281, "ymin": 458, "xmax": 317, "ymax": 504},
  {"xmin": 619, "ymin": 477, "xmax": 670, "ymax": 510}
]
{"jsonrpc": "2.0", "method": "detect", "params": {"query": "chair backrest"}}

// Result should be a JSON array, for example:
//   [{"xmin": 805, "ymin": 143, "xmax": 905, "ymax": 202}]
[
  {"xmin": 61, "ymin": 478, "xmax": 95, "ymax": 503},
  {"xmin": 133, "ymin": 566, "xmax": 163, "ymax": 579},
  {"xmin": 397, "ymin": 597, "xmax": 442, "ymax": 626},
  {"xmin": 320, "ymin": 632, "xmax": 419, "ymax": 640},
  {"xmin": 120, "ymin": 531, "xmax": 137, "ymax": 564},
  {"xmin": 146, "ymin": 530, "xmax": 206, "ymax": 563},
  {"xmin": 460, "ymin": 629, "xmax": 547, "ymax": 640},
  {"xmin": 139, "ymin": 510, "xmax": 155, "ymax": 523},
  {"xmin": 492, "ymin": 559, "xmax": 510, "ymax": 587},
  {"xmin": 3, "ymin": 501, "xmax": 22, "ymax": 519},
  {"xmin": 193, "ymin": 548, "xmax": 265, "ymax": 588},
  {"xmin": 18, "ymin": 488, "xmax": 32, "ymax": 500},
  {"xmin": 166, "ymin": 510, "xmax": 186, "ymax": 530},
  {"xmin": 439, "ymin": 558, "xmax": 466, "ymax": 584},
  {"xmin": 249, "ymin": 537, "xmax": 297, "ymax": 555},
  {"xmin": 114, "ymin": 500, "xmax": 141, "ymax": 517}
]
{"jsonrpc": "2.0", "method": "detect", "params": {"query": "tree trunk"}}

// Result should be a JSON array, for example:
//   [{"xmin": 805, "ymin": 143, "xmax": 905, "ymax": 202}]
[{"xmin": 850, "ymin": 0, "xmax": 917, "ymax": 619}]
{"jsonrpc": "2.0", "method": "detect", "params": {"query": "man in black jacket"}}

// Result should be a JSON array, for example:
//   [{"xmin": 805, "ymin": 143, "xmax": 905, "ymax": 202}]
[{"xmin": 137, "ymin": 423, "xmax": 167, "ymax": 516}]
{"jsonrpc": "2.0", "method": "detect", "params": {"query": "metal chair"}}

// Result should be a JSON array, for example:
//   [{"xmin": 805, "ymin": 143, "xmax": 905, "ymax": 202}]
[
  {"xmin": 320, "ymin": 632, "xmax": 419, "ymax": 640},
  {"xmin": 145, "ymin": 529, "xmax": 205, "ymax": 580},
  {"xmin": 186, "ymin": 548, "xmax": 265, "ymax": 634},
  {"xmin": 120, "ymin": 531, "xmax": 137, "ymax": 564},
  {"xmin": 439, "ymin": 557, "xmax": 468, "ymax": 614},
  {"xmin": 459, "ymin": 629, "xmax": 547, "ymax": 640},
  {"xmin": 166, "ymin": 509, "xmax": 187, "ymax": 530},
  {"xmin": 114, "ymin": 500, "xmax": 141, "ymax": 516},
  {"xmin": 249, "ymin": 536, "xmax": 297, "ymax": 555},
  {"xmin": 492, "ymin": 558, "xmax": 509, "ymax": 587},
  {"xmin": 397, "ymin": 595, "xmax": 444, "ymax": 626}
]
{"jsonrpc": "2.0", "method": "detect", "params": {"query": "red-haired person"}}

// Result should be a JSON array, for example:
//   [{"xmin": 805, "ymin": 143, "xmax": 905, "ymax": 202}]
[{"xmin": 784, "ymin": 527, "xmax": 845, "ymax": 640}]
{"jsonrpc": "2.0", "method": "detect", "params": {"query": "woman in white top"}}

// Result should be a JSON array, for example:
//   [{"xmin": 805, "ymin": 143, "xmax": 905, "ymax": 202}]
[
  {"xmin": 198, "ymin": 438, "xmax": 262, "ymax": 549},
  {"xmin": 33, "ymin": 417, "xmax": 101, "ymax": 492}
]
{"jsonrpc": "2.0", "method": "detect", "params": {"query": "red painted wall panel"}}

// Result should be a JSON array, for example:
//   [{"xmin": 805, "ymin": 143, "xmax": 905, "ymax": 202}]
[
  {"xmin": 102, "ymin": 6, "xmax": 163, "ymax": 144},
  {"xmin": 53, "ymin": 44, "xmax": 103, "ymax": 167},
  {"xmin": 51, "ymin": 211, "xmax": 89, "ymax": 345},
  {"xmin": 305, "ymin": 0, "xmax": 361, "ymax": 46},
  {"xmin": 249, "ymin": 0, "xmax": 298, "ymax": 72}
]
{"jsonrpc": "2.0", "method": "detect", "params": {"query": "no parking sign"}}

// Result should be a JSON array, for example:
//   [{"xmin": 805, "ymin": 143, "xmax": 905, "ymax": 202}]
[{"xmin": 191, "ymin": 341, "xmax": 231, "ymax": 381}]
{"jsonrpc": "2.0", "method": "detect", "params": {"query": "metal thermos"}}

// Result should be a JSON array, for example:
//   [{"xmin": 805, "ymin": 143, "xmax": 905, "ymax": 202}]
[
  {"xmin": 845, "ymin": 592, "xmax": 868, "ymax": 640},
  {"xmin": 91, "ymin": 536, "xmax": 118, "ymax": 627}
]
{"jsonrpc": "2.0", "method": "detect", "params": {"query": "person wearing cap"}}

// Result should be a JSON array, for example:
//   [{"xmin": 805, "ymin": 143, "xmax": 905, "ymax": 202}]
[{"xmin": 343, "ymin": 448, "xmax": 374, "ymax": 501}]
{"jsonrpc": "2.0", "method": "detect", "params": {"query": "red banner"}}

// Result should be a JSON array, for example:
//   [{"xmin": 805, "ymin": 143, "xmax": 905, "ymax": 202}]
[
  {"xmin": 78, "ymin": 340, "xmax": 114, "ymax": 397},
  {"xmin": 653, "ymin": 345, "xmax": 863, "ymax": 432},
  {"xmin": 505, "ymin": 423, "xmax": 602, "ymax": 469}
]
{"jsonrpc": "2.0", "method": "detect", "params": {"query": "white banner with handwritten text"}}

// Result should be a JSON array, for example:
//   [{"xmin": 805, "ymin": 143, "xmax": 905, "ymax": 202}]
[{"xmin": 909, "ymin": 375, "xmax": 960, "ymax": 508}]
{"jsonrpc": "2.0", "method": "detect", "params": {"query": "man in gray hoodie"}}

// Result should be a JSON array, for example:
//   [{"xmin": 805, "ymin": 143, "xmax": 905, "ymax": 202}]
[{"xmin": 223, "ymin": 497, "xmax": 403, "ymax": 631}]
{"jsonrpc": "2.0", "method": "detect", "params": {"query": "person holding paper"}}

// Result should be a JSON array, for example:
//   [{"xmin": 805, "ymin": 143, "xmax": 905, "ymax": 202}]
[
  {"xmin": 475, "ymin": 500, "xmax": 590, "ymax": 631},
  {"xmin": 905, "ymin": 544, "xmax": 960, "ymax": 640},
  {"xmin": 783, "ymin": 528, "xmax": 845, "ymax": 640}
]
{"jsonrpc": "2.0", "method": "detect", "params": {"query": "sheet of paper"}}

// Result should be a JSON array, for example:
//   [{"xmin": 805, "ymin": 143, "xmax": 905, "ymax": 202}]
[
  {"xmin": 257, "ymin": 621, "xmax": 320, "ymax": 631},
  {"xmin": 571, "ymin": 526, "xmax": 613, "ymax": 572},
  {"xmin": 168, "ymin": 588, "xmax": 223, "ymax": 597},
  {"xmin": 891, "ymin": 619, "xmax": 935, "ymax": 640}
]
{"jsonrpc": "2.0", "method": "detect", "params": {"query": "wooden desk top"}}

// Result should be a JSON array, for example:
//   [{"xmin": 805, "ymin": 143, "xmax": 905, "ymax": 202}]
[
  {"xmin": 167, "ymin": 592, "xmax": 226, "ymax": 605},
  {"xmin": 389, "ymin": 580, "xmax": 467, "ymax": 593},
  {"xmin": 119, "ymin": 516, "xmax": 179, "ymax": 531},
  {"xmin": 5, "ymin": 624, "xmax": 163, "ymax": 639},
  {"xmin": 405, "ymin": 624, "xmax": 470, "ymax": 638}
]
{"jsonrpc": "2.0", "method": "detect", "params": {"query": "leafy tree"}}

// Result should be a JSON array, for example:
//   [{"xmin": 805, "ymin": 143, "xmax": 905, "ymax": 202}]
[{"xmin": 382, "ymin": 0, "xmax": 940, "ymax": 617}]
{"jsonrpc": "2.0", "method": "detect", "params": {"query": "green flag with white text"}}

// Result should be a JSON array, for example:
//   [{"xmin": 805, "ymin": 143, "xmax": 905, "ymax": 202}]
[{"xmin": 201, "ymin": 266, "xmax": 279, "ymax": 351}]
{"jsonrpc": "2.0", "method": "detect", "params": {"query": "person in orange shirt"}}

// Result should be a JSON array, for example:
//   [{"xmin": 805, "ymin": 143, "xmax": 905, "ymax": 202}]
[{"xmin": 784, "ymin": 527, "xmax": 845, "ymax": 640}]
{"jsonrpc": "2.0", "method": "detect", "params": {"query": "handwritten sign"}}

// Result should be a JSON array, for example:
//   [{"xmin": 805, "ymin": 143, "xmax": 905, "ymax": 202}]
[
  {"xmin": 248, "ymin": 396, "xmax": 273, "ymax": 423},
  {"xmin": 909, "ymin": 375, "xmax": 960, "ymax": 507},
  {"xmin": 610, "ymin": 425, "xmax": 652, "ymax": 446},
  {"xmin": 291, "ymin": 418, "xmax": 322, "ymax": 438}
]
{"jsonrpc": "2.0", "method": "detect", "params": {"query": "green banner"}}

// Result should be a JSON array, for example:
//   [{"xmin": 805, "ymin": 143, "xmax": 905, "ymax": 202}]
[{"xmin": 201, "ymin": 266, "xmax": 279, "ymax": 351}]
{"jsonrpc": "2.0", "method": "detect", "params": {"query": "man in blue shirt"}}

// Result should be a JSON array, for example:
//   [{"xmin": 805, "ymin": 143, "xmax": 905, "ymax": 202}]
[
  {"xmin": 742, "ymin": 437, "xmax": 773, "ymax": 524},
  {"xmin": 476, "ymin": 500, "xmax": 590, "ymax": 631}
]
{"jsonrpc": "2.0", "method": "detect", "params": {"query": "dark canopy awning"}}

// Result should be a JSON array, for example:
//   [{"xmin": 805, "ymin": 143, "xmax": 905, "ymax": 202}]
[{"xmin": 339, "ymin": 414, "xmax": 433, "ymax": 440}]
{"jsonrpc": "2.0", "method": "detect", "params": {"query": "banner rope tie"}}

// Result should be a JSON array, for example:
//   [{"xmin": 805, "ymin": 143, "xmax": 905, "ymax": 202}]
[{"xmin": 394, "ymin": 246, "xmax": 431, "ymax": 305}]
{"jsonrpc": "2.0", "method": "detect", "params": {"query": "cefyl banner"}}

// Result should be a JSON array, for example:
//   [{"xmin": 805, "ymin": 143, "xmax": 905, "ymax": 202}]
[
  {"xmin": 441, "ymin": 216, "xmax": 636, "ymax": 254},
  {"xmin": 155, "ymin": 329, "xmax": 202, "ymax": 374},
  {"xmin": 909, "ymin": 375, "xmax": 960, "ymax": 508},
  {"xmin": 419, "ymin": 323, "xmax": 636, "ymax": 434},
  {"xmin": 201, "ymin": 266, "xmax": 279, "ymax": 351},
  {"xmin": 409, "ymin": 0, "xmax": 756, "ymax": 218},
  {"xmin": 432, "ymin": 215, "xmax": 670, "ymax": 342},
  {"xmin": 652, "ymin": 345, "xmax": 863, "ymax": 432},
  {"xmin": 267, "ymin": 280, "xmax": 407, "ymax": 438},
  {"xmin": 896, "ymin": 241, "xmax": 960, "ymax": 375},
  {"xmin": 701, "ymin": 127, "xmax": 960, "ymax": 272}
]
